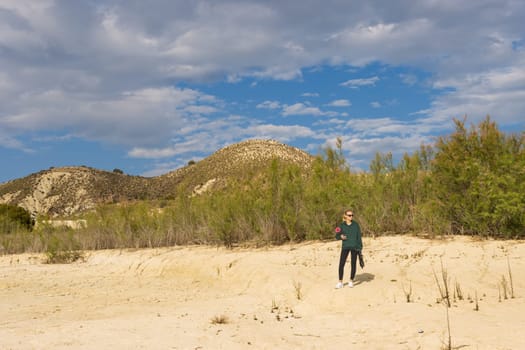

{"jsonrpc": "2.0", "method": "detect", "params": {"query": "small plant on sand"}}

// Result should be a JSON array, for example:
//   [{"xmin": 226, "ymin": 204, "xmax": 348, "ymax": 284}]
[
  {"xmin": 271, "ymin": 298, "xmax": 279, "ymax": 313},
  {"xmin": 433, "ymin": 259, "xmax": 451, "ymax": 307},
  {"xmin": 442, "ymin": 305, "xmax": 453, "ymax": 350},
  {"xmin": 474, "ymin": 291, "xmax": 479, "ymax": 311},
  {"xmin": 293, "ymin": 280, "xmax": 303, "ymax": 300},
  {"xmin": 45, "ymin": 233, "xmax": 84, "ymax": 264},
  {"xmin": 454, "ymin": 280, "xmax": 463, "ymax": 301},
  {"xmin": 402, "ymin": 280, "xmax": 413, "ymax": 303},
  {"xmin": 507, "ymin": 257, "xmax": 515, "ymax": 299},
  {"xmin": 441, "ymin": 307, "xmax": 452, "ymax": 350},
  {"xmin": 210, "ymin": 314, "xmax": 229, "ymax": 324},
  {"xmin": 500, "ymin": 275, "xmax": 509, "ymax": 300},
  {"xmin": 46, "ymin": 249, "xmax": 84, "ymax": 264}
]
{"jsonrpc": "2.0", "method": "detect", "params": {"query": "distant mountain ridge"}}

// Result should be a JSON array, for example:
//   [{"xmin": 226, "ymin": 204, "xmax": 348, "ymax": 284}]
[{"xmin": 0, "ymin": 140, "xmax": 314, "ymax": 217}]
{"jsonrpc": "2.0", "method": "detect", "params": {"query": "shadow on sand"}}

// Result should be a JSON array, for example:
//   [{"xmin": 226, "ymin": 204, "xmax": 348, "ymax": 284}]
[{"xmin": 354, "ymin": 272, "xmax": 375, "ymax": 286}]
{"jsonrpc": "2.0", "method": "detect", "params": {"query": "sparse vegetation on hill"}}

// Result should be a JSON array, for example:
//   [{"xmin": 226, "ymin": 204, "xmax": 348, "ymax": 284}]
[
  {"xmin": 157, "ymin": 139, "xmax": 314, "ymax": 194},
  {"xmin": 0, "ymin": 166, "xmax": 154, "ymax": 217}
]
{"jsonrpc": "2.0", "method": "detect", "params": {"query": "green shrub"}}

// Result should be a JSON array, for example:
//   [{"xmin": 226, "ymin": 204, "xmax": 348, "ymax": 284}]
[
  {"xmin": 432, "ymin": 116, "xmax": 525, "ymax": 237},
  {"xmin": 0, "ymin": 204, "xmax": 34, "ymax": 233},
  {"xmin": 44, "ymin": 232, "xmax": 84, "ymax": 264}
]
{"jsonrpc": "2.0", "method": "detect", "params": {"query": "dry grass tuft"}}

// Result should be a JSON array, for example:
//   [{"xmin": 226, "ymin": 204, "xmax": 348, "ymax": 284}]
[
  {"xmin": 293, "ymin": 280, "xmax": 303, "ymax": 300},
  {"xmin": 210, "ymin": 314, "xmax": 230, "ymax": 325},
  {"xmin": 402, "ymin": 280, "xmax": 413, "ymax": 303},
  {"xmin": 433, "ymin": 259, "xmax": 451, "ymax": 307}
]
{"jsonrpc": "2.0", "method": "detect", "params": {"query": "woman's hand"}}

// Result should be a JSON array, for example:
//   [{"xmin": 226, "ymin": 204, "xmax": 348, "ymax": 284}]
[{"xmin": 341, "ymin": 234, "xmax": 347, "ymax": 240}]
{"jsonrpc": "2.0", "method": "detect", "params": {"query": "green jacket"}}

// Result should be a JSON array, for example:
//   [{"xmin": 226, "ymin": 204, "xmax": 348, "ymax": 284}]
[{"xmin": 335, "ymin": 221, "xmax": 362, "ymax": 250}]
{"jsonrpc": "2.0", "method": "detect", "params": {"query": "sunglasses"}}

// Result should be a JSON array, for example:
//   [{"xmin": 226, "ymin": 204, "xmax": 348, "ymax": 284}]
[{"xmin": 345, "ymin": 213, "xmax": 353, "ymax": 217}]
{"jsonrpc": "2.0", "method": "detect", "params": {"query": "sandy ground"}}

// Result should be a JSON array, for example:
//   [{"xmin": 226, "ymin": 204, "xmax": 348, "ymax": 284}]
[{"xmin": 1, "ymin": 235, "xmax": 524, "ymax": 350}]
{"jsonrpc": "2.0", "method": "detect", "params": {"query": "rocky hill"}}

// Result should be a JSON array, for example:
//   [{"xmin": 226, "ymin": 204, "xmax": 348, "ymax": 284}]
[
  {"xmin": 0, "ymin": 166, "xmax": 152, "ymax": 217},
  {"xmin": 0, "ymin": 140, "xmax": 314, "ymax": 217},
  {"xmin": 159, "ymin": 139, "xmax": 314, "ymax": 194}
]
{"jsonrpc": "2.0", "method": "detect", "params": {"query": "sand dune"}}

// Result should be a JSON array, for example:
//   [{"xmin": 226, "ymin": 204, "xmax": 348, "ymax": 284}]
[{"xmin": 1, "ymin": 236, "xmax": 524, "ymax": 349}]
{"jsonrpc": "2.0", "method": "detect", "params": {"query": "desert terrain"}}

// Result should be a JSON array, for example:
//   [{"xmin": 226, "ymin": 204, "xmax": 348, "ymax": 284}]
[{"xmin": 1, "ymin": 235, "xmax": 524, "ymax": 349}]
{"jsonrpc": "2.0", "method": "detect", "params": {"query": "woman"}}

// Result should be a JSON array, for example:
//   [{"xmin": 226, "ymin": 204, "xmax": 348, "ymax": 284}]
[{"xmin": 334, "ymin": 209, "xmax": 363, "ymax": 288}]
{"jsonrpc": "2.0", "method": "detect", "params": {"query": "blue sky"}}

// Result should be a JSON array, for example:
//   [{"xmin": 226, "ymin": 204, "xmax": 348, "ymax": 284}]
[{"xmin": 1, "ymin": 1, "xmax": 524, "ymax": 183}]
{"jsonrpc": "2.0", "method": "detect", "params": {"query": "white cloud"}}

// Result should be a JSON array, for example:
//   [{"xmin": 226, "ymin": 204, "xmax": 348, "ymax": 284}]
[
  {"xmin": 0, "ymin": 131, "xmax": 32, "ymax": 152},
  {"xmin": 340, "ymin": 76, "xmax": 379, "ymax": 88},
  {"xmin": 302, "ymin": 92, "xmax": 319, "ymax": 97},
  {"xmin": 246, "ymin": 124, "xmax": 316, "ymax": 141},
  {"xmin": 400, "ymin": 73, "xmax": 418, "ymax": 86},
  {"xmin": 183, "ymin": 105, "xmax": 218, "ymax": 115},
  {"xmin": 128, "ymin": 147, "xmax": 178, "ymax": 159},
  {"xmin": 141, "ymin": 162, "xmax": 182, "ymax": 177},
  {"xmin": 226, "ymin": 74, "xmax": 242, "ymax": 83},
  {"xmin": 256, "ymin": 100, "xmax": 281, "ymax": 109},
  {"xmin": 342, "ymin": 134, "xmax": 427, "ymax": 157},
  {"xmin": 327, "ymin": 99, "xmax": 351, "ymax": 107},
  {"xmin": 428, "ymin": 61, "xmax": 525, "ymax": 125},
  {"xmin": 282, "ymin": 103, "xmax": 326, "ymax": 116},
  {"xmin": 370, "ymin": 101, "xmax": 381, "ymax": 108},
  {"xmin": 281, "ymin": 103, "xmax": 340, "ymax": 117},
  {"xmin": 250, "ymin": 66, "xmax": 303, "ymax": 81},
  {"xmin": 348, "ymin": 117, "xmax": 443, "ymax": 137},
  {"xmin": 2, "ymin": 1, "xmax": 524, "ymax": 86},
  {"xmin": 0, "ymin": 86, "xmax": 218, "ymax": 147}
]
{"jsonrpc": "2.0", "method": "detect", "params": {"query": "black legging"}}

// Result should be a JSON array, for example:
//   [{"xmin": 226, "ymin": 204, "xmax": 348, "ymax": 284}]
[{"xmin": 338, "ymin": 248, "xmax": 358, "ymax": 281}]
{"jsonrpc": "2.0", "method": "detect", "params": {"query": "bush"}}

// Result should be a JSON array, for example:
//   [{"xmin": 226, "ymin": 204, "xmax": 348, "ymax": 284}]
[
  {"xmin": 44, "ymin": 232, "xmax": 84, "ymax": 264},
  {"xmin": 432, "ymin": 117, "xmax": 525, "ymax": 237},
  {"xmin": 0, "ymin": 204, "xmax": 34, "ymax": 233}
]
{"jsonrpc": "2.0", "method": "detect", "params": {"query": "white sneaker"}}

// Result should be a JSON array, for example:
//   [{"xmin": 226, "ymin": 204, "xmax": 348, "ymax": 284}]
[
  {"xmin": 335, "ymin": 282, "xmax": 343, "ymax": 289},
  {"xmin": 347, "ymin": 280, "xmax": 354, "ymax": 288}
]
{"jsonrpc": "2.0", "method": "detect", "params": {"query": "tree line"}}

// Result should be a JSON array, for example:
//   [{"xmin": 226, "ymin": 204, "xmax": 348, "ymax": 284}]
[{"xmin": 1, "ymin": 116, "xmax": 524, "ymax": 254}]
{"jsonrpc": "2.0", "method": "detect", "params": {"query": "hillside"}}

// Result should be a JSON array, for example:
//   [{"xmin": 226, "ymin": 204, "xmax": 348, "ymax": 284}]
[
  {"xmin": 0, "ymin": 166, "xmax": 152, "ymax": 217},
  {"xmin": 158, "ymin": 139, "xmax": 314, "ymax": 194},
  {"xmin": 0, "ymin": 140, "xmax": 314, "ymax": 217}
]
